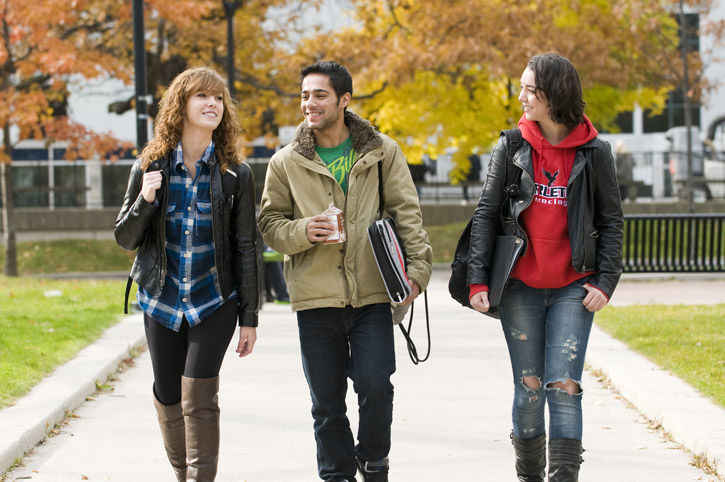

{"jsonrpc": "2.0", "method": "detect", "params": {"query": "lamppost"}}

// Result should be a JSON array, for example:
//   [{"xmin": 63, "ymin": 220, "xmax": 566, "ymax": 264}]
[
  {"xmin": 679, "ymin": 0, "xmax": 694, "ymax": 213},
  {"xmin": 222, "ymin": 1, "xmax": 241, "ymax": 100},
  {"xmin": 132, "ymin": 0, "xmax": 149, "ymax": 150}
]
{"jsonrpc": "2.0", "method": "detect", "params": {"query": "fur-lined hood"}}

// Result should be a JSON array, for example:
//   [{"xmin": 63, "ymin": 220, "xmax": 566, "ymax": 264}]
[{"xmin": 292, "ymin": 110, "xmax": 383, "ymax": 160}]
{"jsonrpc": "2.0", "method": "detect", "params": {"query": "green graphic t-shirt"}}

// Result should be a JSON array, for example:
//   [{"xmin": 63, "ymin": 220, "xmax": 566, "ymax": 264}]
[{"xmin": 316, "ymin": 136, "xmax": 357, "ymax": 194}]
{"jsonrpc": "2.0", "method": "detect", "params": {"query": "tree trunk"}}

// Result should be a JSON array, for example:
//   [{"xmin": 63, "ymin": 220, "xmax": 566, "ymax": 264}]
[{"xmin": 2, "ymin": 123, "xmax": 18, "ymax": 276}]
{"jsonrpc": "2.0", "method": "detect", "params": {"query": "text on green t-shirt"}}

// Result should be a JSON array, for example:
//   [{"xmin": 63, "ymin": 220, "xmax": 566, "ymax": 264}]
[{"xmin": 316, "ymin": 136, "xmax": 357, "ymax": 194}]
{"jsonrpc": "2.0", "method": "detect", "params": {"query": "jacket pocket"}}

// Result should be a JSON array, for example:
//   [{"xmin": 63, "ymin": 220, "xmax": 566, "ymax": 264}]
[{"xmin": 582, "ymin": 229, "xmax": 598, "ymax": 272}]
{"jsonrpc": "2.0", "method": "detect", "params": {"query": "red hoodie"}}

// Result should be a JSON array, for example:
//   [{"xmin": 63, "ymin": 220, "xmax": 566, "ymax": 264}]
[
  {"xmin": 468, "ymin": 114, "xmax": 599, "ymax": 301},
  {"xmin": 510, "ymin": 114, "xmax": 598, "ymax": 289}
]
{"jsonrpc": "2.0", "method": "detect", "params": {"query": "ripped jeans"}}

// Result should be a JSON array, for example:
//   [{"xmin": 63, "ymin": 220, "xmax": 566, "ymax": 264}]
[{"xmin": 498, "ymin": 278, "xmax": 594, "ymax": 441}]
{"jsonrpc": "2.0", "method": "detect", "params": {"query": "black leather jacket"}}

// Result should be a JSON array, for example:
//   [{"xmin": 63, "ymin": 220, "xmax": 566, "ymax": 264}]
[
  {"xmin": 467, "ymin": 134, "xmax": 624, "ymax": 298},
  {"xmin": 115, "ymin": 153, "xmax": 259, "ymax": 327}
]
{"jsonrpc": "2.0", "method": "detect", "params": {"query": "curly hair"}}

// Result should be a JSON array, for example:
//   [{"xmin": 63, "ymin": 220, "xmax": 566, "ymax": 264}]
[
  {"xmin": 528, "ymin": 53, "xmax": 586, "ymax": 130},
  {"xmin": 139, "ymin": 66, "xmax": 243, "ymax": 173}
]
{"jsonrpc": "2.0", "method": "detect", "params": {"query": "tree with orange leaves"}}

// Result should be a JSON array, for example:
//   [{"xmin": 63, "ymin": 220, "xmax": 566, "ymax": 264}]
[{"xmin": 0, "ymin": 0, "xmax": 137, "ymax": 275}]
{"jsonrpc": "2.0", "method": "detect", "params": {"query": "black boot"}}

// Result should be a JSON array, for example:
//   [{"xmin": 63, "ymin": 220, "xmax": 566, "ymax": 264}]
[
  {"xmin": 356, "ymin": 457, "xmax": 389, "ymax": 482},
  {"xmin": 547, "ymin": 438, "xmax": 583, "ymax": 482},
  {"xmin": 511, "ymin": 431, "xmax": 546, "ymax": 482}
]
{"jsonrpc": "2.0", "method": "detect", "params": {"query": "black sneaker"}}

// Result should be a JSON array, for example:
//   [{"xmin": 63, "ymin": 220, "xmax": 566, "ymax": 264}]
[{"xmin": 355, "ymin": 457, "xmax": 389, "ymax": 482}]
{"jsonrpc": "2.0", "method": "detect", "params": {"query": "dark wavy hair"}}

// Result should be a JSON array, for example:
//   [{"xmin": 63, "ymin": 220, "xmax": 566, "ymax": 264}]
[
  {"xmin": 528, "ymin": 53, "xmax": 586, "ymax": 129},
  {"xmin": 300, "ymin": 61, "xmax": 353, "ymax": 110}
]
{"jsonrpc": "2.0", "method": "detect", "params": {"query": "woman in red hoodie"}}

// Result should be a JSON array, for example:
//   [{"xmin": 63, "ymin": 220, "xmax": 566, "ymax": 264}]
[{"xmin": 467, "ymin": 53, "xmax": 623, "ymax": 481}]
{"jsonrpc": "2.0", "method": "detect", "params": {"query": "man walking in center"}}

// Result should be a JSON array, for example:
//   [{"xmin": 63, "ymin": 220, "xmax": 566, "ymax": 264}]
[{"xmin": 258, "ymin": 60, "xmax": 432, "ymax": 482}]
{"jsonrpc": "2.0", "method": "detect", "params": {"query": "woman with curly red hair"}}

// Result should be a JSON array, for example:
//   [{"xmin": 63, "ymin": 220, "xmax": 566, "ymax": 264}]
[{"xmin": 115, "ymin": 66, "xmax": 259, "ymax": 481}]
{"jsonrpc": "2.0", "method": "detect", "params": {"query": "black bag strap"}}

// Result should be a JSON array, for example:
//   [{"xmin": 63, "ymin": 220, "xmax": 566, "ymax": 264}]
[
  {"xmin": 377, "ymin": 160, "xmax": 385, "ymax": 216},
  {"xmin": 123, "ymin": 275, "xmax": 133, "ymax": 314},
  {"xmin": 499, "ymin": 128, "xmax": 524, "ymax": 232},
  {"xmin": 376, "ymin": 160, "xmax": 431, "ymax": 364},
  {"xmin": 398, "ymin": 290, "xmax": 430, "ymax": 364}
]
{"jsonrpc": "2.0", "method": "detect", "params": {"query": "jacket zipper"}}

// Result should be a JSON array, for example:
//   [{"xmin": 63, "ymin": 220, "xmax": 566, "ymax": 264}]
[{"xmin": 512, "ymin": 154, "xmax": 534, "ymax": 251}]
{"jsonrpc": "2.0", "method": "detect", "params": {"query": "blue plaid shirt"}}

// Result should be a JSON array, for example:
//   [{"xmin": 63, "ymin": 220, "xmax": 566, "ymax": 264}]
[{"xmin": 138, "ymin": 141, "xmax": 235, "ymax": 331}]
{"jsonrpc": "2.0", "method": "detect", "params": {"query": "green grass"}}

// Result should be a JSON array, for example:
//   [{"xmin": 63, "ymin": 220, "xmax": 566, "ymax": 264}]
[
  {"xmin": 596, "ymin": 304, "xmax": 725, "ymax": 408},
  {"xmin": 0, "ymin": 276, "xmax": 127, "ymax": 408},
  {"xmin": 426, "ymin": 220, "xmax": 467, "ymax": 264},
  {"xmin": 0, "ymin": 239, "xmax": 135, "ymax": 275},
  {"xmin": 1, "ymin": 229, "xmax": 724, "ymax": 414}
]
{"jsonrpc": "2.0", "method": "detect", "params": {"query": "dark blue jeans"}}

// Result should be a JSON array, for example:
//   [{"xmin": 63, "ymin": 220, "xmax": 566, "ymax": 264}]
[
  {"xmin": 297, "ymin": 303, "xmax": 396, "ymax": 482},
  {"xmin": 498, "ymin": 278, "xmax": 594, "ymax": 441}
]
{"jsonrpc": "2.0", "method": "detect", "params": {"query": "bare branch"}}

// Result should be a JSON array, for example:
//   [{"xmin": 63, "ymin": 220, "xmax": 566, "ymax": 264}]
[{"xmin": 233, "ymin": 71, "xmax": 388, "ymax": 100}]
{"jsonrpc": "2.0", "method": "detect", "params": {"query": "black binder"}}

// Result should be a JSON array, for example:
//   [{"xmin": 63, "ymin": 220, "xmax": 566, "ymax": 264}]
[{"xmin": 367, "ymin": 217, "xmax": 412, "ymax": 304}]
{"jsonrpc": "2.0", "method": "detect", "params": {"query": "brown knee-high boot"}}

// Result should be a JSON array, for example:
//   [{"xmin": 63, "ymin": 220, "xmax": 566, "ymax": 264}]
[
  {"xmin": 511, "ymin": 431, "xmax": 546, "ymax": 482},
  {"xmin": 181, "ymin": 376, "xmax": 220, "ymax": 482},
  {"xmin": 153, "ymin": 390, "xmax": 187, "ymax": 482},
  {"xmin": 548, "ymin": 438, "xmax": 584, "ymax": 482}
]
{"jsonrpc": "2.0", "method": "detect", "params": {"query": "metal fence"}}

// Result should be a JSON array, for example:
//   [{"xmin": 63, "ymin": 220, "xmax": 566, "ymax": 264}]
[{"xmin": 622, "ymin": 214, "xmax": 725, "ymax": 273}]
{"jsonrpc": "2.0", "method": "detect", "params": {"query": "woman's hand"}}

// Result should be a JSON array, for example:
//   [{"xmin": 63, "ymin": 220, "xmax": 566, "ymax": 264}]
[
  {"xmin": 582, "ymin": 284, "xmax": 608, "ymax": 312},
  {"xmin": 236, "ymin": 326, "xmax": 257, "ymax": 357},
  {"xmin": 141, "ymin": 171, "xmax": 163, "ymax": 203},
  {"xmin": 470, "ymin": 291, "xmax": 490, "ymax": 313}
]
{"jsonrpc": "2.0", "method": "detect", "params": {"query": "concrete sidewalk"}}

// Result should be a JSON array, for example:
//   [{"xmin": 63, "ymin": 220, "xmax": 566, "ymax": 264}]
[{"xmin": 2, "ymin": 271, "xmax": 725, "ymax": 481}]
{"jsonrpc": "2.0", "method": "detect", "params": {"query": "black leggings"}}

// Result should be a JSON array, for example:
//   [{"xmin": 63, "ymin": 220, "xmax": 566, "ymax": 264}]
[{"xmin": 144, "ymin": 299, "xmax": 238, "ymax": 406}]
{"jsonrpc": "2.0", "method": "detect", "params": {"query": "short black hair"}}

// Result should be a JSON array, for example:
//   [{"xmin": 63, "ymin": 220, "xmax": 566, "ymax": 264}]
[
  {"xmin": 528, "ymin": 53, "xmax": 585, "ymax": 129},
  {"xmin": 300, "ymin": 61, "xmax": 353, "ymax": 103}
]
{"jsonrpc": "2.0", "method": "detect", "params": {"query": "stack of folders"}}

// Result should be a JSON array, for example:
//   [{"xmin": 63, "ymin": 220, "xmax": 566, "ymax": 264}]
[{"xmin": 367, "ymin": 217, "xmax": 412, "ymax": 304}]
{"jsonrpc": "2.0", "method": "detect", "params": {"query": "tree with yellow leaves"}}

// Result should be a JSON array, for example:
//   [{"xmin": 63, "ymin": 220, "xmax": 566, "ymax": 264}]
[{"xmin": 275, "ymin": 0, "xmax": 691, "ymax": 182}]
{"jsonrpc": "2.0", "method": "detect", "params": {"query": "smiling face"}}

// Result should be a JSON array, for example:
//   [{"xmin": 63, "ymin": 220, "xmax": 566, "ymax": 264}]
[
  {"xmin": 300, "ymin": 73, "xmax": 349, "ymax": 132},
  {"xmin": 518, "ymin": 67, "xmax": 549, "ymax": 124},
  {"xmin": 184, "ymin": 90, "xmax": 224, "ymax": 134}
]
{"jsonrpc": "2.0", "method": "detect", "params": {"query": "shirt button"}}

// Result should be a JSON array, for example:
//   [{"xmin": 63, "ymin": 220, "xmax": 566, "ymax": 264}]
[
  {"xmin": 183, "ymin": 277, "xmax": 188, "ymax": 282},
  {"xmin": 185, "ymin": 230, "xmax": 190, "ymax": 235},
  {"xmin": 182, "ymin": 297, "xmax": 187, "ymax": 303},
  {"xmin": 186, "ymin": 184, "xmax": 190, "ymax": 188},
  {"xmin": 184, "ymin": 253, "xmax": 191, "ymax": 258},
  {"xmin": 187, "ymin": 206, "xmax": 192, "ymax": 211}
]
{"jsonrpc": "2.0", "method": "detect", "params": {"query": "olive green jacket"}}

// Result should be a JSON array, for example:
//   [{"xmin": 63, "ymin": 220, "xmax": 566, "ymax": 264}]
[{"xmin": 258, "ymin": 111, "xmax": 432, "ymax": 311}]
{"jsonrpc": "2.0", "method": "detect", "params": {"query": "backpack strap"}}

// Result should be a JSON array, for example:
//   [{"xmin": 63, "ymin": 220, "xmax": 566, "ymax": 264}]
[
  {"xmin": 499, "ymin": 128, "xmax": 524, "ymax": 232},
  {"xmin": 377, "ymin": 160, "xmax": 384, "ymax": 216},
  {"xmin": 123, "ymin": 275, "xmax": 133, "ymax": 314},
  {"xmin": 501, "ymin": 128, "xmax": 523, "ymax": 190}
]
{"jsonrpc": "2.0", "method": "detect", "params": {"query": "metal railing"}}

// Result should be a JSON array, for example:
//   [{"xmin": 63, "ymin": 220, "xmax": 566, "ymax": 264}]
[{"xmin": 622, "ymin": 214, "xmax": 725, "ymax": 273}]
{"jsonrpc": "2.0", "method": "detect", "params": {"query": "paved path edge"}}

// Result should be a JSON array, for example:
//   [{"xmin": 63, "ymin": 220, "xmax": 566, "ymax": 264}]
[
  {"xmin": 0, "ymin": 314, "xmax": 145, "ymax": 474},
  {"xmin": 586, "ymin": 324, "xmax": 725, "ymax": 478}
]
